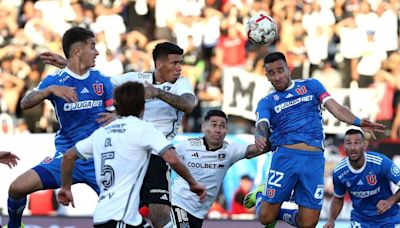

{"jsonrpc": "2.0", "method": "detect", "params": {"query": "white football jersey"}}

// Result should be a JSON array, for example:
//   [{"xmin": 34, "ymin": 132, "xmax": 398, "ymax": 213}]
[
  {"xmin": 171, "ymin": 137, "xmax": 248, "ymax": 219},
  {"xmin": 111, "ymin": 72, "xmax": 195, "ymax": 140},
  {"xmin": 75, "ymin": 116, "xmax": 172, "ymax": 225}
]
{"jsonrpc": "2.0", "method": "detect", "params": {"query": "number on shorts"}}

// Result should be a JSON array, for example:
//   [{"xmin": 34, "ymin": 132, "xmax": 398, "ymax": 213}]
[
  {"xmin": 100, "ymin": 151, "xmax": 115, "ymax": 190},
  {"xmin": 268, "ymin": 170, "xmax": 284, "ymax": 187},
  {"xmin": 174, "ymin": 207, "xmax": 189, "ymax": 223}
]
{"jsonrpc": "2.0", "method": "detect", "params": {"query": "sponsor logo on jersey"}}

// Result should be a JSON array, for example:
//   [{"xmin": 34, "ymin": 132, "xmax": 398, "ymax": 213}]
[
  {"xmin": 350, "ymin": 186, "xmax": 381, "ymax": 198},
  {"xmin": 150, "ymin": 189, "xmax": 169, "ymax": 194},
  {"xmin": 295, "ymin": 85, "xmax": 307, "ymax": 95},
  {"xmin": 357, "ymin": 179, "xmax": 364, "ymax": 185},
  {"xmin": 285, "ymin": 93, "xmax": 293, "ymax": 98},
  {"xmin": 267, "ymin": 188, "xmax": 275, "ymax": 198},
  {"xmin": 42, "ymin": 156, "xmax": 53, "ymax": 164},
  {"xmin": 80, "ymin": 87, "xmax": 90, "ymax": 94},
  {"xmin": 138, "ymin": 72, "xmax": 151, "ymax": 79},
  {"xmin": 218, "ymin": 153, "xmax": 226, "ymax": 161},
  {"xmin": 59, "ymin": 75, "xmax": 70, "ymax": 83},
  {"xmin": 274, "ymin": 95, "xmax": 313, "ymax": 113},
  {"xmin": 93, "ymin": 83, "xmax": 104, "ymax": 96},
  {"xmin": 338, "ymin": 170, "xmax": 349, "ymax": 179},
  {"xmin": 192, "ymin": 152, "xmax": 199, "ymax": 157},
  {"xmin": 187, "ymin": 162, "xmax": 225, "ymax": 169},
  {"xmin": 392, "ymin": 164, "xmax": 400, "ymax": 177},
  {"xmin": 273, "ymin": 95, "xmax": 279, "ymax": 101},
  {"xmin": 63, "ymin": 100, "xmax": 103, "ymax": 111},
  {"xmin": 366, "ymin": 174, "xmax": 377, "ymax": 186}
]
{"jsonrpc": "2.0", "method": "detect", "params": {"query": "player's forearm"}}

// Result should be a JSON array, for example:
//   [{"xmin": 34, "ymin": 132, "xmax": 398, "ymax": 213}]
[
  {"xmin": 20, "ymin": 88, "xmax": 53, "ymax": 110},
  {"xmin": 327, "ymin": 196, "xmax": 344, "ymax": 223},
  {"xmin": 325, "ymin": 99, "xmax": 358, "ymax": 126},
  {"xmin": 255, "ymin": 121, "xmax": 270, "ymax": 139},
  {"xmin": 245, "ymin": 144, "xmax": 268, "ymax": 159},
  {"xmin": 156, "ymin": 90, "xmax": 196, "ymax": 114},
  {"xmin": 60, "ymin": 149, "xmax": 78, "ymax": 188}
]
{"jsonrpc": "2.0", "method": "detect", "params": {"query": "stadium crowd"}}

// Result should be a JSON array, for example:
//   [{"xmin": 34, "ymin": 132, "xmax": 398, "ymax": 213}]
[{"xmin": 0, "ymin": 0, "xmax": 399, "ymax": 221}]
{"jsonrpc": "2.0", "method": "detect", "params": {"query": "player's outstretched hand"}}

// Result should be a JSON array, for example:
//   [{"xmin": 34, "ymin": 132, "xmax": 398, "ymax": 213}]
[
  {"xmin": 0, "ymin": 151, "xmax": 19, "ymax": 168},
  {"xmin": 376, "ymin": 199, "xmax": 392, "ymax": 215},
  {"xmin": 57, "ymin": 187, "xmax": 75, "ymax": 208},
  {"xmin": 48, "ymin": 85, "xmax": 78, "ymax": 103},
  {"xmin": 97, "ymin": 112, "xmax": 117, "ymax": 126},
  {"xmin": 360, "ymin": 118, "xmax": 386, "ymax": 139},
  {"xmin": 40, "ymin": 51, "xmax": 67, "ymax": 68},
  {"xmin": 189, "ymin": 182, "xmax": 207, "ymax": 203}
]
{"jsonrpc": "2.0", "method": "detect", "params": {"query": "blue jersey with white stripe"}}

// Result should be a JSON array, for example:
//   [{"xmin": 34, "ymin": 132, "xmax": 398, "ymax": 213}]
[
  {"xmin": 255, "ymin": 79, "xmax": 331, "ymax": 149},
  {"xmin": 37, "ymin": 68, "xmax": 114, "ymax": 153},
  {"xmin": 332, "ymin": 152, "xmax": 400, "ymax": 221}
]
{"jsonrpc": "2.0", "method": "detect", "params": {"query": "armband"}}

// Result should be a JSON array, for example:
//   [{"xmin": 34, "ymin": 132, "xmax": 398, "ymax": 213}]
[{"xmin": 353, "ymin": 117, "xmax": 361, "ymax": 127}]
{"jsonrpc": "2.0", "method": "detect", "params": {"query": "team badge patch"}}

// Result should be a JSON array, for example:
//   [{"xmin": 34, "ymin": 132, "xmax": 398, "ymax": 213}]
[
  {"xmin": 366, "ymin": 174, "xmax": 377, "ymax": 186},
  {"xmin": 43, "ymin": 156, "xmax": 53, "ymax": 164},
  {"xmin": 93, "ymin": 83, "xmax": 104, "ymax": 96},
  {"xmin": 267, "ymin": 188, "xmax": 275, "ymax": 198},
  {"xmin": 391, "ymin": 164, "xmax": 400, "ymax": 177},
  {"xmin": 295, "ymin": 85, "xmax": 307, "ymax": 95},
  {"xmin": 218, "ymin": 153, "xmax": 226, "ymax": 160}
]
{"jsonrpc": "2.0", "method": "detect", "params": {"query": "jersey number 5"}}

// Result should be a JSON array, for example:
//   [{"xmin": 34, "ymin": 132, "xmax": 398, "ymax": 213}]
[{"xmin": 101, "ymin": 151, "xmax": 115, "ymax": 190}]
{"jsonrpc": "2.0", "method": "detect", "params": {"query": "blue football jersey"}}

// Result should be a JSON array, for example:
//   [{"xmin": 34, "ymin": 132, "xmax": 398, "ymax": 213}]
[
  {"xmin": 37, "ymin": 68, "xmax": 114, "ymax": 153},
  {"xmin": 255, "ymin": 79, "xmax": 331, "ymax": 149},
  {"xmin": 332, "ymin": 152, "xmax": 400, "ymax": 222}
]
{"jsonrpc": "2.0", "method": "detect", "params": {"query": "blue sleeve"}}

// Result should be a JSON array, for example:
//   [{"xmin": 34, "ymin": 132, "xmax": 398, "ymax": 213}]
[
  {"xmin": 332, "ymin": 171, "xmax": 346, "ymax": 197},
  {"xmin": 37, "ymin": 75, "xmax": 57, "ymax": 100},
  {"xmin": 381, "ymin": 155, "xmax": 400, "ymax": 186},
  {"xmin": 255, "ymin": 97, "xmax": 271, "ymax": 126},
  {"xmin": 307, "ymin": 79, "xmax": 331, "ymax": 103}
]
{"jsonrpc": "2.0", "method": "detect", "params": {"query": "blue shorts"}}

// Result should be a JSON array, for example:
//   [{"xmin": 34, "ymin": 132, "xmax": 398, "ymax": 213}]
[
  {"xmin": 32, "ymin": 152, "xmax": 99, "ymax": 194},
  {"xmin": 264, "ymin": 146, "xmax": 324, "ymax": 210},
  {"xmin": 351, "ymin": 213, "xmax": 400, "ymax": 228}
]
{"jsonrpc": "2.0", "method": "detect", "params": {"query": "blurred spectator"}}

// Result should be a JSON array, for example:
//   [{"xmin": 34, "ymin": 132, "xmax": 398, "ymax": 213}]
[
  {"xmin": 312, "ymin": 60, "xmax": 343, "ymax": 91},
  {"xmin": 96, "ymin": 49, "xmax": 124, "ymax": 77},
  {"xmin": 230, "ymin": 175, "xmax": 255, "ymax": 216}
]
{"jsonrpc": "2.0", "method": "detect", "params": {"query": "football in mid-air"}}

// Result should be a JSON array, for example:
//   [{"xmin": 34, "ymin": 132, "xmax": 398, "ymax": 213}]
[{"xmin": 245, "ymin": 13, "xmax": 277, "ymax": 45}]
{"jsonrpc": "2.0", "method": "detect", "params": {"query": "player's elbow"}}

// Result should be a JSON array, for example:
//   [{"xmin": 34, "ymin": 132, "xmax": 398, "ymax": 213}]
[{"xmin": 162, "ymin": 148, "xmax": 180, "ymax": 167}]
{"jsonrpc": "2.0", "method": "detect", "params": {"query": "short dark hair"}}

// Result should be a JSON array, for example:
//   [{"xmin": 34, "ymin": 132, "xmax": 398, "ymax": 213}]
[
  {"xmin": 204, "ymin": 110, "xmax": 228, "ymax": 122},
  {"xmin": 152, "ymin": 42, "xmax": 183, "ymax": 63},
  {"xmin": 62, "ymin": 27, "xmax": 95, "ymax": 59},
  {"xmin": 264, "ymin": 52, "xmax": 287, "ymax": 65},
  {"xmin": 345, "ymin": 129, "xmax": 365, "ymax": 139},
  {"xmin": 113, "ymin": 81, "xmax": 145, "ymax": 117}
]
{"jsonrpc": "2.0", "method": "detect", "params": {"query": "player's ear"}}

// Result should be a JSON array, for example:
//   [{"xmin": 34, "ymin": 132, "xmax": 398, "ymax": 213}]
[{"xmin": 155, "ymin": 59, "xmax": 162, "ymax": 69}]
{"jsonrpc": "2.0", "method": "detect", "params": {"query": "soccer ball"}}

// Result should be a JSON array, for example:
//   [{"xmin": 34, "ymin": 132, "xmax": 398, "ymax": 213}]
[{"xmin": 245, "ymin": 13, "xmax": 277, "ymax": 45}]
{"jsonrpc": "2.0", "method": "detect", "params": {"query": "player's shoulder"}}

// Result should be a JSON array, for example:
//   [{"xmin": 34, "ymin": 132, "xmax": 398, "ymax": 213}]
[
  {"xmin": 333, "ymin": 158, "xmax": 349, "ymax": 174},
  {"xmin": 365, "ymin": 151, "xmax": 386, "ymax": 166},
  {"xmin": 88, "ymin": 69, "xmax": 112, "ymax": 80}
]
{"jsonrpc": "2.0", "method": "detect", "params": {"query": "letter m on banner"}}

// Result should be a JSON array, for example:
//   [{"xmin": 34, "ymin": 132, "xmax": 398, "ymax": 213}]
[{"xmin": 222, "ymin": 68, "xmax": 272, "ymax": 121}]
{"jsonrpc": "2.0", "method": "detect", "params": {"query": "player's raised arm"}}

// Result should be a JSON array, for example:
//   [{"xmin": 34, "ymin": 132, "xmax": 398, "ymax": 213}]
[
  {"xmin": 40, "ymin": 51, "xmax": 68, "ymax": 68},
  {"xmin": 21, "ymin": 86, "xmax": 77, "ymax": 110},
  {"xmin": 144, "ymin": 81, "xmax": 196, "ymax": 114},
  {"xmin": 323, "ymin": 99, "xmax": 386, "ymax": 138}
]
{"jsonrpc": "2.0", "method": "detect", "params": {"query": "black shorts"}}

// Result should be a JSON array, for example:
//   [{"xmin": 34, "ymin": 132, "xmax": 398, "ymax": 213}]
[
  {"xmin": 140, "ymin": 154, "xmax": 171, "ymax": 206},
  {"xmin": 94, "ymin": 219, "xmax": 150, "ymax": 228},
  {"xmin": 171, "ymin": 205, "xmax": 203, "ymax": 228}
]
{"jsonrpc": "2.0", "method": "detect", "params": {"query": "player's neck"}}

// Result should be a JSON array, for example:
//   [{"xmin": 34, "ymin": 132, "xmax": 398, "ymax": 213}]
[
  {"xmin": 154, "ymin": 70, "xmax": 166, "ymax": 84},
  {"xmin": 67, "ymin": 61, "xmax": 89, "ymax": 76}
]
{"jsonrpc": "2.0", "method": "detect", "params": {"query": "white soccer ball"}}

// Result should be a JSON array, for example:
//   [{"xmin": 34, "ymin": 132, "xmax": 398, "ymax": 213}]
[{"xmin": 245, "ymin": 13, "xmax": 277, "ymax": 45}]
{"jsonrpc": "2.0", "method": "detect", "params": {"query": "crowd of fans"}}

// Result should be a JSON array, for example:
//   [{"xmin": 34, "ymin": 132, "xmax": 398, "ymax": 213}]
[{"xmin": 0, "ymin": 0, "xmax": 399, "ymax": 218}]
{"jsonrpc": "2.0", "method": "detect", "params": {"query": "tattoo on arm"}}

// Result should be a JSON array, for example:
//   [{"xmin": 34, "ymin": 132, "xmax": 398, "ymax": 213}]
[
  {"xmin": 157, "ymin": 90, "xmax": 195, "ymax": 113},
  {"xmin": 20, "ymin": 89, "xmax": 51, "ymax": 110},
  {"xmin": 256, "ymin": 121, "xmax": 270, "ymax": 139}
]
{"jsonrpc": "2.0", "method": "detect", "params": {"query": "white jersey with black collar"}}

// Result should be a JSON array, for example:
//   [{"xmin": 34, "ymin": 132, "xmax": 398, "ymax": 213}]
[
  {"xmin": 171, "ymin": 137, "xmax": 248, "ymax": 219},
  {"xmin": 111, "ymin": 72, "xmax": 194, "ymax": 140},
  {"xmin": 75, "ymin": 116, "xmax": 173, "ymax": 225}
]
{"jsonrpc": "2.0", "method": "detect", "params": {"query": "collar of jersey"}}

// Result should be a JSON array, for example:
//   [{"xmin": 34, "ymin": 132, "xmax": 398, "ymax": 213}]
[
  {"xmin": 64, "ymin": 67, "xmax": 90, "ymax": 80},
  {"xmin": 203, "ymin": 137, "xmax": 223, "ymax": 151}
]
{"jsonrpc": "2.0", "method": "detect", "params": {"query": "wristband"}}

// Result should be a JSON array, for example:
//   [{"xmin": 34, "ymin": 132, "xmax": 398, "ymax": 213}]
[{"xmin": 353, "ymin": 117, "xmax": 361, "ymax": 127}]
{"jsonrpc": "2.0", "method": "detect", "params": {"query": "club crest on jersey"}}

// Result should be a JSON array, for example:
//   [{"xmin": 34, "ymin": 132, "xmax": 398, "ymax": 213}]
[
  {"xmin": 267, "ymin": 188, "xmax": 275, "ymax": 198},
  {"xmin": 295, "ymin": 85, "xmax": 307, "ymax": 95},
  {"xmin": 93, "ymin": 83, "xmax": 104, "ymax": 96},
  {"xmin": 391, "ymin": 164, "xmax": 400, "ymax": 177},
  {"xmin": 42, "ymin": 156, "xmax": 53, "ymax": 164},
  {"xmin": 366, "ymin": 174, "xmax": 377, "ymax": 186},
  {"xmin": 218, "ymin": 153, "xmax": 226, "ymax": 160}
]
